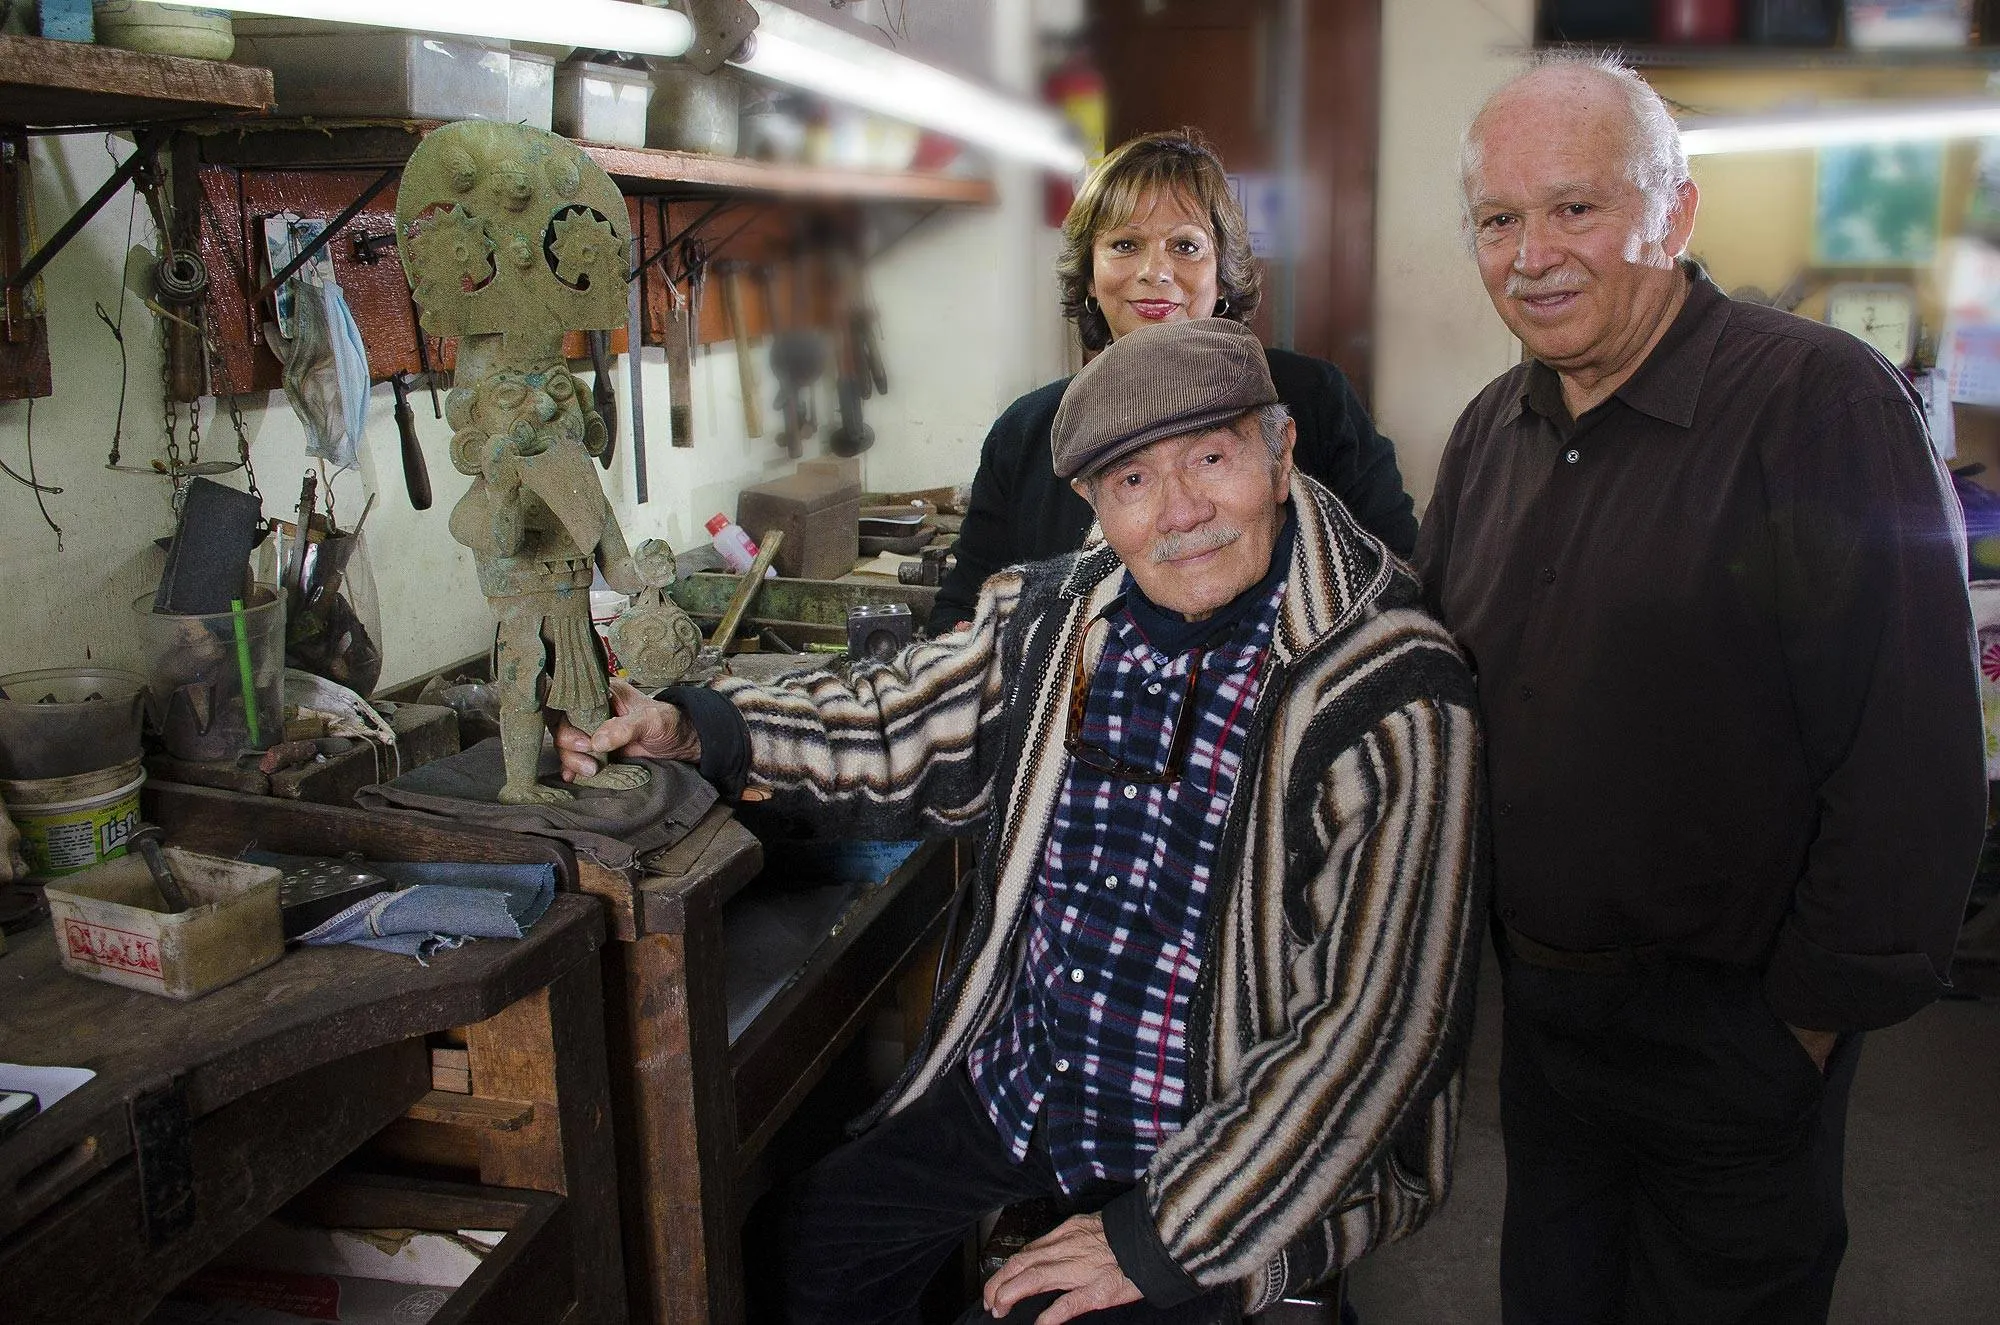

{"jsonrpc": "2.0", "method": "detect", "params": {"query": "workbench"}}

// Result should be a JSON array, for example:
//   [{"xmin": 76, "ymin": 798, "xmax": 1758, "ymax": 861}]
[
  {"xmin": 0, "ymin": 792, "xmax": 627, "ymax": 1323},
  {"xmin": 89, "ymin": 775, "xmax": 960, "ymax": 1324},
  {"xmin": 581, "ymin": 812, "xmax": 963, "ymax": 1324}
]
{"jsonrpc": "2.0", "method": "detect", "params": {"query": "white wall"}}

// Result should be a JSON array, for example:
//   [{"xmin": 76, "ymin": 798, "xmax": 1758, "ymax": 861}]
[
  {"xmin": 1372, "ymin": 0, "xmax": 1534, "ymax": 511},
  {"xmin": 0, "ymin": 9, "xmax": 1054, "ymax": 690}
]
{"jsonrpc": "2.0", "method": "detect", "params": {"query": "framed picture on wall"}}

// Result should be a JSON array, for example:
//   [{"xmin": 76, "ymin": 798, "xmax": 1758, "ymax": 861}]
[{"xmin": 1813, "ymin": 141, "xmax": 1945, "ymax": 267}]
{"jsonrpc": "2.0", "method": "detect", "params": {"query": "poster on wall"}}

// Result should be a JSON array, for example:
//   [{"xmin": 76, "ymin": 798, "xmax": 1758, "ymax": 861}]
[{"xmin": 1812, "ymin": 141, "xmax": 1944, "ymax": 267}]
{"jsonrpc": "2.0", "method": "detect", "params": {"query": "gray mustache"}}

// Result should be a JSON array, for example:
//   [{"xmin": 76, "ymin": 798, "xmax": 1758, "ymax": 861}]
[
  {"xmin": 1506, "ymin": 273, "xmax": 1588, "ymax": 298},
  {"xmin": 1152, "ymin": 526, "xmax": 1242, "ymax": 563}
]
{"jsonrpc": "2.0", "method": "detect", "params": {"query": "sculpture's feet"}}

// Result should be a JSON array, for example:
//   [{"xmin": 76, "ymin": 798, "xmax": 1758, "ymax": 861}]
[
  {"xmin": 497, "ymin": 779, "xmax": 574, "ymax": 806},
  {"xmin": 575, "ymin": 762, "xmax": 651, "ymax": 792}
]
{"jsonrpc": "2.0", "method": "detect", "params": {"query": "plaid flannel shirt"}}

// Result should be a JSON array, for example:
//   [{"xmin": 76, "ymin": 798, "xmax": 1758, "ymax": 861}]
[{"xmin": 966, "ymin": 577, "xmax": 1283, "ymax": 1192}]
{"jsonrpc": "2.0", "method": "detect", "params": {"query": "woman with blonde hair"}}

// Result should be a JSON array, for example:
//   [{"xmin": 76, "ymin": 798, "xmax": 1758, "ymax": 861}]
[{"xmin": 929, "ymin": 128, "xmax": 1415, "ymax": 632}]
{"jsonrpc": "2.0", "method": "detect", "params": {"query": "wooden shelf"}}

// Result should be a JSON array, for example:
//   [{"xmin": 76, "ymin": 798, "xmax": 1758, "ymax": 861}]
[
  {"xmin": 0, "ymin": 33, "xmax": 272, "ymax": 128},
  {"xmin": 192, "ymin": 117, "xmax": 996, "ymax": 206},
  {"xmin": 1527, "ymin": 40, "xmax": 2000, "ymax": 71}
]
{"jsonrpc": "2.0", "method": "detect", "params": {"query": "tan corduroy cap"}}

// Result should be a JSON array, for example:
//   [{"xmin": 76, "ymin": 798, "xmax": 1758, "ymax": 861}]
[{"xmin": 1051, "ymin": 317, "xmax": 1279, "ymax": 479}]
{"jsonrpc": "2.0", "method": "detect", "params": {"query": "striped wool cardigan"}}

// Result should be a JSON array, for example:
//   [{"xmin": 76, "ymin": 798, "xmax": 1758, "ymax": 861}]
[{"xmin": 713, "ymin": 475, "xmax": 1488, "ymax": 1311}]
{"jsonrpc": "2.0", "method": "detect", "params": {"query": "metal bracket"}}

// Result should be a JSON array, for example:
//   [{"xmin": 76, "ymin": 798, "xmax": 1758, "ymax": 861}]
[
  {"xmin": 247, "ymin": 166, "xmax": 399, "ymax": 308},
  {"xmin": 5, "ymin": 126, "xmax": 170, "ymax": 294},
  {"xmin": 129, "ymin": 1078, "xmax": 196, "ymax": 1247},
  {"xmin": 676, "ymin": 0, "xmax": 760, "ymax": 75}
]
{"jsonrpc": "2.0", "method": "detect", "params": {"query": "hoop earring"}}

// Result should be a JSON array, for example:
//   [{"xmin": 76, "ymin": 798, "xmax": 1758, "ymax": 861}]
[
  {"xmin": 1213, "ymin": 296, "xmax": 1232, "ymax": 318},
  {"xmin": 1084, "ymin": 295, "xmax": 1101, "ymax": 314}
]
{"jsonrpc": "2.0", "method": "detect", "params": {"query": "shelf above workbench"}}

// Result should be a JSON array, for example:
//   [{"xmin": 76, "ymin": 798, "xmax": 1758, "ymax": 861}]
[
  {"xmin": 0, "ymin": 33, "xmax": 273, "ymax": 128},
  {"xmin": 190, "ymin": 118, "xmax": 996, "ymax": 207}
]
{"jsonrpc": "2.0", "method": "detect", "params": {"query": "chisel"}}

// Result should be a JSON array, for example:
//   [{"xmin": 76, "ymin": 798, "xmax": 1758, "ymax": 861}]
[
  {"xmin": 627, "ymin": 235, "xmax": 648, "ymax": 504},
  {"xmin": 667, "ymin": 275, "xmax": 695, "ymax": 449}
]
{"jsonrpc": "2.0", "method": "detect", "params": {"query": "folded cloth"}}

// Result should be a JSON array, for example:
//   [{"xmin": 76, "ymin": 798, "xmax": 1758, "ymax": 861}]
[
  {"xmin": 355, "ymin": 737, "xmax": 717, "ymax": 872},
  {"xmin": 298, "ymin": 862, "xmax": 556, "ymax": 961}
]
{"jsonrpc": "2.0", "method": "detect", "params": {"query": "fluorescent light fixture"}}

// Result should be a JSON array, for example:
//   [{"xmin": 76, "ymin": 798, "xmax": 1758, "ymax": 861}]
[
  {"xmin": 1681, "ymin": 99, "xmax": 2000, "ymax": 156},
  {"xmin": 206, "ymin": 1, "xmax": 693, "ymax": 59},
  {"xmin": 737, "ymin": 2, "xmax": 1086, "ymax": 173},
  {"xmin": 205, "ymin": 1, "xmax": 1085, "ymax": 172}
]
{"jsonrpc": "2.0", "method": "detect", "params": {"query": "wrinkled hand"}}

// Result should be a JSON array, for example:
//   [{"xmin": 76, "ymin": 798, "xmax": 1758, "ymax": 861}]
[
  {"xmin": 554, "ymin": 679, "xmax": 700, "ymax": 781},
  {"xmin": 981, "ymin": 1214, "xmax": 1141, "ymax": 1324},
  {"xmin": 1788, "ymin": 1024, "xmax": 1838, "ymax": 1073}
]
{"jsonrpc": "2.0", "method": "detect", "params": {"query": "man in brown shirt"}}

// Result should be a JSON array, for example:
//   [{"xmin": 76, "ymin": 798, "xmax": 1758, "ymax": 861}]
[{"xmin": 1418, "ymin": 53, "xmax": 1986, "ymax": 1323}]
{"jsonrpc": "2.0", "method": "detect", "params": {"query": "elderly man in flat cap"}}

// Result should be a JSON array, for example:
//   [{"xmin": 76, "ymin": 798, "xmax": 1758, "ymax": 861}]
[{"xmin": 557, "ymin": 317, "xmax": 1487, "ymax": 1324}]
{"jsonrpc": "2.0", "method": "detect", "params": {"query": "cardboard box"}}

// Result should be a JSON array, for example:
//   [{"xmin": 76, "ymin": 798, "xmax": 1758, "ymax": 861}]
[{"xmin": 47, "ymin": 849, "xmax": 283, "ymax": 999}]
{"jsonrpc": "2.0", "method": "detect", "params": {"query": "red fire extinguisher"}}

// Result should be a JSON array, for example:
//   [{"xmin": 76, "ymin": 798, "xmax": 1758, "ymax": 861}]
[{"xmin": 1044, "ymin": 48, "xmax": 1106, "ymax": 229}]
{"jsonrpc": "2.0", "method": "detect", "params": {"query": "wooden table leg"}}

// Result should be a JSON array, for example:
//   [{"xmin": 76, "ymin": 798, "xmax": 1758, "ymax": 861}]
[
  {"xmin": 466, "ymin": 948, "xmax": 628, "ymax": 1324},
  {"xmin": 605, "ymin": 900, "xmax": 741, "ymax": 1325}
]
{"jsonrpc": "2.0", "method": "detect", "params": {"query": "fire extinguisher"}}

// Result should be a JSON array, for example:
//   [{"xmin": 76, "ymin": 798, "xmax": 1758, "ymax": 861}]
[{"xmin": 1044, "ymin": 48, "xmax": 1106, "ymax": 229}]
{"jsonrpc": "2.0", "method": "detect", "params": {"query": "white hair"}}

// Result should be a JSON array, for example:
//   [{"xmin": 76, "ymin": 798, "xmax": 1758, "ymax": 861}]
[{"xmin": 1459, "ymin": 51, "xmax": 1690, "ymax": 249}]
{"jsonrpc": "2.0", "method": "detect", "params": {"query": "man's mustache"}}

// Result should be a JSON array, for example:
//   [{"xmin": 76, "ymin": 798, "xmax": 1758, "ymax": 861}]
[
  {"xmin": 1506, "ymin": 272, "xmax": 1588, "ymax": 299},
  {"xmin": 1152, "ymin": 526, "xmax": 1242, "ymax": 563}
]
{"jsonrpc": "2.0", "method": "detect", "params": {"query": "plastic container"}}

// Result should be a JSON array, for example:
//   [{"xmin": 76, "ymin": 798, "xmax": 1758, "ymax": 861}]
[
  {"xmin": 706, "ymin": 513, "xmax": 776, "ymax": 577},
  {"xmin": 509, "ymin": 48, "xmax": 556, "ymax": 131},
  {"xmin": 231, "ymin": 21, "xmax": 510, "ymax": 120},
  {"xmin": 554, "ymin": 60, "xmax": 652, "ymax": 147},
  {"xmin": 93, "ymin": 2, "xmax": 232, "ymax": 60},
  {"xmin": 0, "ymin": 667, "xmax": 150, "ymax": 780},
  {"xmin": 647, "ymin": 61, "xmax": 740, "ymax": 155},
  {"xmin": 48, "ymin": 846, "xmax": 284, "ymax": 999},
  {"xmin": 0, "ymin": 759, "xmax": 144, "ymax": 881},
  {"xmin": 133, "ymin": 585, "xmax": 286, "ymax": 762}
]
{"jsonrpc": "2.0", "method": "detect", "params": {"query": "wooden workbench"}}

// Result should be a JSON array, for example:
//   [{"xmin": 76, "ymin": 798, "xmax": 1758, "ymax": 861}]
[
  {"xmin": 587, "ymin": 814, "xmax": 962, "ymax": 1323},
  {"xmin": 0, "ymin": 878, "xmax": 624, "ymax": 1322}
]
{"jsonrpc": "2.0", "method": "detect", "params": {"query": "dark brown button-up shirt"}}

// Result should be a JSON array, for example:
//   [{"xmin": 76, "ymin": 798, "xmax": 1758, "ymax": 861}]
[{"xmin": 1416, "ymin": 267, "xmax": 1985, "ymax": 1031}]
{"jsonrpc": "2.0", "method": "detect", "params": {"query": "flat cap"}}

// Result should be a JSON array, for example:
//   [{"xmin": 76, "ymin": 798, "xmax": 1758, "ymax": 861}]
[{"xmin": 1051, "ymin": 317, "xmax": 1279, "ymax": 479}]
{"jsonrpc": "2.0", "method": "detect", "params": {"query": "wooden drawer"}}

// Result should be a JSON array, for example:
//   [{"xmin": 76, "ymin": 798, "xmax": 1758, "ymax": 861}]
[{"xmin": 172, "ymin": 1171, "xmax": 575, "ymax": 1325}]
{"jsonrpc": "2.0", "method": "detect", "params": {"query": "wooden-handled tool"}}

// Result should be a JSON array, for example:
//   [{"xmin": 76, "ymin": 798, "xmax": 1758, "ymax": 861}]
[
  {"xmin": 720, "ymin": 262, "xmax": 762, "ymax": 438},
  {"xmin": 708, "ymin": 530, "xmax": 783, "ymax": 651},
  {"xmin": 627, "ymin": 235, "xmax": 649, "ymax": 504},
  {"xmin": 666, "ymin": 274, "xmax": 695, "ymax": 450},
  {"xmin": 391, "ymin": 371, "xmax": 432, "ymax": 511}
]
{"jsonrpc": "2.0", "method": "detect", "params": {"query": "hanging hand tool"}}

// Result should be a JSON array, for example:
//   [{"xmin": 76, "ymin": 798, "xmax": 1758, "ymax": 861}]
[
  {"xmin": 287, "ymin": 472, "xmax": 318, "ymax": 595},
  {"xmin": 666, "ymin": 270, "xmax": 695, "ymax": 450},
  {"xmin": 830, "ymin": 246, "xmax": 874, "ymax": 456},
  {"xmin": 684, "ymin": 237, "xmax": 708, "ymax": 362},
  {"xmin": 587, "ymin": 329, "xmax": 618, "ymax": 470},
  {"xmin": 763, "ymin": 260, "xmax": 825, "ymax": 458},
  {"xmin": 391, "ymin": 371, "xmax": 433, "ymax": 511},
  {"xmin": 627, "ymin": 234, "xmax": 649, "ymax": 504},
  {"xmin": 848, "ymin": 237, "xmax": 889, "ymax": 397},
  {"xmin": 720, "ymin": 262, "xmax": 762, "ymax": 439}
]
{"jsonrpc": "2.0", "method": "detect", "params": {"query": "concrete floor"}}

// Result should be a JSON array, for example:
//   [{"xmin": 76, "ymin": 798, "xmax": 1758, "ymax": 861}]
[{"xmin": 1345, "ymin": 950, "xmax": 2000, "ymax": 1324}]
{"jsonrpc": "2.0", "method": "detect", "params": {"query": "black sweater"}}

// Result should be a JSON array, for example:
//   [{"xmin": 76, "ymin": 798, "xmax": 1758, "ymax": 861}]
[{"xmin": 928, "ymin": 346, "xmax": 1418, "ymax": 632}]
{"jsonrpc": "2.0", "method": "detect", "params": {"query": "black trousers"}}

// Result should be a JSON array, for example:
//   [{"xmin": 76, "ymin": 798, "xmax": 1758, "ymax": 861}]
[
  {"xmin": 1497, "ymin": 948, "xmax": 1863, "ymax": 1325},
  {"xmin": 777, "ymin": 1067, "xmax": 1237, "ymax": 1325}
]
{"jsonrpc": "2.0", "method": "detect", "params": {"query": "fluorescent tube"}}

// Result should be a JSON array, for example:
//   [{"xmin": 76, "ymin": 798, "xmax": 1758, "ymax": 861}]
[
  {"xmin": 207, "ymin": 1, "xmax": 693, "ymax": 59},
  {"xmin": 1681, "ymin": 100, "xmax": 2000, "ymax": 156},
  {"xmin": 204, "ymin": 1, "xmax": 1086, "ymax": 172},
  {"xmin": 736, "ymin": 2, "xmax": 1086, "ymax": 172}
]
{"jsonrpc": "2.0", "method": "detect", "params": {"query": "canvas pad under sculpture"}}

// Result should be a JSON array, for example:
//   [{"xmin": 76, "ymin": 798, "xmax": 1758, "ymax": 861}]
[{"xmin": 397, "ymin": 121, "xmax": 701, "ymax": 804}]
